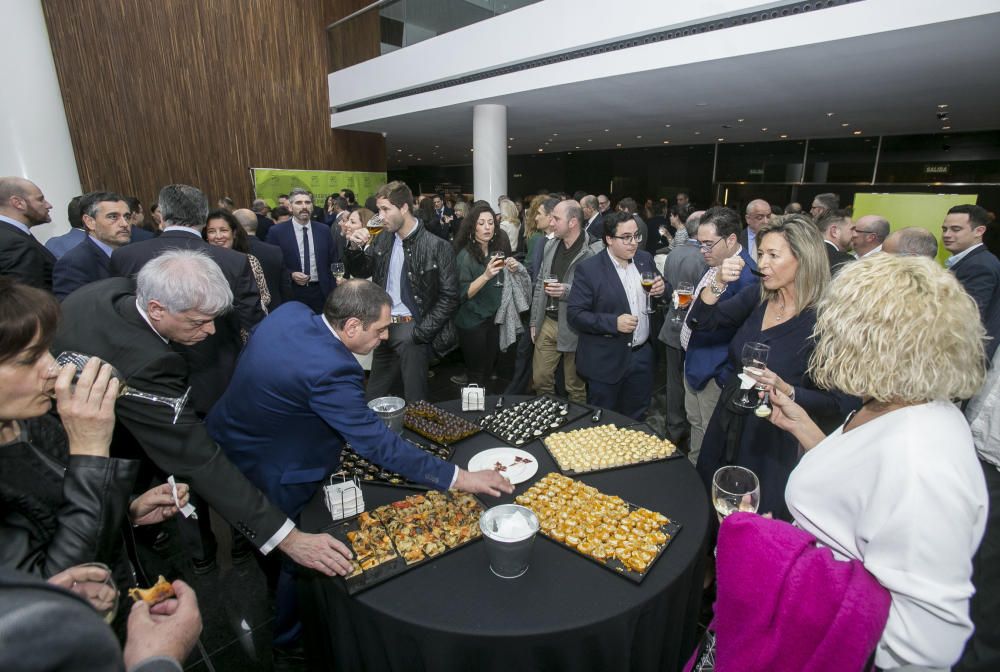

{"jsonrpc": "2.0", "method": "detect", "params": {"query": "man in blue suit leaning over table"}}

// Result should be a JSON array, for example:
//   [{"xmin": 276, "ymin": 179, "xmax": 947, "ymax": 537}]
[
  {"xmin": 567, "ymin": 211, "xmax": 666, "ymax": 420},
  {"xmin": 206, "ymin": 278, "xmax": 512, "ymax": 664}
]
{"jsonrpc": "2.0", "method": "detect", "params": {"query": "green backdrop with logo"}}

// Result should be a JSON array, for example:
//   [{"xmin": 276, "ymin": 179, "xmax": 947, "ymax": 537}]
[
  {"xmin": 852, "ymin": 192, "xmax": 978, "ymax": 266},
  {"xmin": 251, "ymin": 168, "xmax": 387, "ymax": 208}
]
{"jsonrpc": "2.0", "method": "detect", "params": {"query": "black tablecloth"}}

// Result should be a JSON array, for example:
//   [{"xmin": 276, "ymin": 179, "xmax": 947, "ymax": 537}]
[{"xmin": 299, "ymin": 396, "xmax": 709, "ymax": 672}]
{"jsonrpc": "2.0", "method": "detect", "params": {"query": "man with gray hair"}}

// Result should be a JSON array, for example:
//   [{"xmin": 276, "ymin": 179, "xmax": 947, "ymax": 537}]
[
  {"xmin": 740, "ymin": 198, "xmax": 770, "ymax": 263},
  {"xmin": 52, "ymin": 249, "xmax": 345, "ymax": 595},
  {"xmin": 207, "ymin": 278, "xmax": 513, "ymax": 655},
  {"xmin": 883, "ymin": 227, "xmax": 939, "ymax": 259},
  {"xmin": 581, "ymin": 194, "xmax": 604, "ymax": 239},
  {"xmin": 267, "ymin": 187, "xmax": 338, "ymax": 313},
  {"xmin": 810, "ymin": 192, "xmax": 840, "ymax": 220},
  {"xmin": 251, "ymin": 198, "xmax": 275, "ymax": 241},
  {"xmin": 0, "ymin": 176, "xmax": 56, "ymax": 290},
  {"xmin": 850, "ymin": 214, "xmax": 891, "ymax": 258}
]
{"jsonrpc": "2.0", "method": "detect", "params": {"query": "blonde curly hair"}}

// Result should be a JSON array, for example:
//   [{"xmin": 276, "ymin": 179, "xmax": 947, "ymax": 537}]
[{"xmin": 808, "ymin": 254, "xmax": 986, "ymax": 402}]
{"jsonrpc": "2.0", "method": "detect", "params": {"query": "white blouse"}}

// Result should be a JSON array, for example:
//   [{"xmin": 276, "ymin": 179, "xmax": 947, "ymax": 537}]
[{"xmin": 785, "ymin": 401, "xmax": 987, "ymax": 670}]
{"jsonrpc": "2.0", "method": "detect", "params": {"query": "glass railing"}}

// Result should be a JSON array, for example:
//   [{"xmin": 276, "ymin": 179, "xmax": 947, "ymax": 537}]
[{"xmin": 327, "ymin": 0, "xmax": 541, "ymax": 73}]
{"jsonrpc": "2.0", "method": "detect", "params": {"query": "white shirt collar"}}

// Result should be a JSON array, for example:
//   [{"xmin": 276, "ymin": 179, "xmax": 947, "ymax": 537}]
[
  {"xmin": 946, "ymin": 242, "xmax": 983, "ymax": 268},
  {"xmin": 321, "ymin": 314, "xmax": 343, "ymax": 342},
  {"xmin": 860, "ymin": 244, "xmax": 883, "ymax": 258},
  {"xmin": 162, "ymin": 225, "xmax": 202, "ymax": 237},
  {"xmin": 0, "ymin": 214, "xmax": 31, "ymax": 235},
  {"xmin": 135, "ymin": 299, "xmax": 169, "ymax": 343}
]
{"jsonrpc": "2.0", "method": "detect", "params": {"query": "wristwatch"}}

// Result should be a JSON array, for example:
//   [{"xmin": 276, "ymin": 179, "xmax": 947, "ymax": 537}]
[{"xmin": 709, "ymin": 278, "xmax": 727, "ymax": 296}]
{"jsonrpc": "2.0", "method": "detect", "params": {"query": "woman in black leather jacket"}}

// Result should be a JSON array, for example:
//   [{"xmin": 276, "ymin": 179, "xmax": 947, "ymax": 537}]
[{"xmin": 0, "ymin": 278, "xmax": 188, "ymax": 579}]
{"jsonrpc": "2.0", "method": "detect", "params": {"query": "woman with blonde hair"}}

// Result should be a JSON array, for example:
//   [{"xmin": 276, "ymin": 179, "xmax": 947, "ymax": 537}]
[
  {"xmin": 686, "ymin": 213, "xmax": 856, "ymax": 518},
  {"xmin": 765, "ymin": 254, "xmax": 987, "ymax": 669},
  {"xmin": 498, "ymin": 199, "xmax": 522, "ymax": 255}
]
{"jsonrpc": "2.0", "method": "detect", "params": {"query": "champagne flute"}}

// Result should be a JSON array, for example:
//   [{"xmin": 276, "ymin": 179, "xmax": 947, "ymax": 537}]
[
  {"xmin": 543, "ymin": 274, "xmax": 559, "ymax": 311},
  {"xmin": 711, "ymin": 466, "xmax": 760, "ymax": 522},
  {"xmin": 671, "ymin": 281, "xmax": 695, "ymax": 324},
  {"xmin": 330, "ymin": 262, "xmax": 345, "ymax": 282},
  {"xmin": 52, "ymin": 352, "xmax": 191, "ymax": 424},
  {"xmin": 491, "ymin": 251, "xmax": 506, "ymax": 288},
  {"xmin": 641, "ymin": 271, "xmax": 656, "ymax": 314},
  {"xmin": 736, "ymin": 342, "xmax": 770, "ymax": 409}
]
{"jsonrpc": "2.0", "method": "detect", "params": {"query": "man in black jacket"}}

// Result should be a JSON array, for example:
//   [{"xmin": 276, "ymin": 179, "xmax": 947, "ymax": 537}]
[
  {"xmin": 345, "ymin": 181, "xmax": 458, "ymax": 402},
  {"xmin": 0, "ymin": 176, "xmax": 56, "ymax": 291}
]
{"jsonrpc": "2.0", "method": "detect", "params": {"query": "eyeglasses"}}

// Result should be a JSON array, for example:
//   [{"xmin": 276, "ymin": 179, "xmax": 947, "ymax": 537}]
[
  {"xmin": 699, "ymin": 238, "xmax": 724, "ymax": 252},
  {"xmin": 852, "ymin": 228, "xmax": 876, "ymax": 235},
  {"xmin": 612, "ymin": 233, "xmax": 643, "ymax": 244}
]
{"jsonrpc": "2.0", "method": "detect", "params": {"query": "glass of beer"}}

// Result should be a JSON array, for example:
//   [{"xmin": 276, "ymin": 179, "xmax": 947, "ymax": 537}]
[
  {"xmin": 671, "ymin": 281, "xmax": 695, "ymax": 323},
  {"xmin": 330, "ymin": 262, "xmax": 345, "ymax": 282},
  {"xmin": 492, "ymin": 251, "xmax": 506, "ymax": 288},
  {"xmin": 543, "ymin": 274, "xmax": 559, "ymax": 311},
  {"xmin": 641, "ymin": 271, "xmax": 656, "ymax": 314},
  {"xmin": 367, "ymin": 215, "xmax": 384, "ymax": 236}
]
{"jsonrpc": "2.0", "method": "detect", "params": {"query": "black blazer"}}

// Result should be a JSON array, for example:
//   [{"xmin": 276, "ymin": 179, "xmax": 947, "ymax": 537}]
[
  {"xmin": 52, "ymin": 237, "xmax": 111, "ymax": 300},
  {"xmin": 824, "ymin": 241, "xmax": 854, "ymax": 276},
  {"xmin": 108, "ymin": 229, "xmax": 266, "ymax": 412},
  {"xmin": 951, "ymin": 245, "xmax": 1000, "ymax": 323},
  {"xmin": 256, "ymin": 214, "xmax": 275, "ymax": 242},
  {"xmin": 248, "ymin": 237, "xmax": 293, "ymax": 308},
  {"xmin": 51, "ymin": 278, "xmax": 289, "ymax": 550},
  {"xmin": 585, "ymin": 212, "xmax": 606, "ymax": 240},
  {"xmin": 0, "ymin": 220, "xmax": 55, "ymax": 291}
]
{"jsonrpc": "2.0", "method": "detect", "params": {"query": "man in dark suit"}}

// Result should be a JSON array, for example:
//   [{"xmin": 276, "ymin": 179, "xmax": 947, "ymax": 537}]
[
  {"xmin": 738, "ymin": 198, "xmax": 770, "ymax": 265},
  {"xmin": 581, "ymin": 194, "xmax": 605, "ymax": 240},
  {"xmin": 267, "ymin": 187, "xmax": 338, "ymax": 313},
  {"xmin": 53, "ymin": 192, "xmax": 132, "ymax": 300},
  {"xmin": 206, "ymin": 279, "xmax": 511, "ymax": 654},
  {"xmin": 52, "ymin": 251, "xmax": 352, "ymax": 590},
  {"xmin": 251, "ymin": 198, "xmax": 275, "ymax": 241},
  {"xmin": 0, "ymin": 176, "xmax": 56, "ymax": 290},
  {"xmin": 233, "ymin": 208, "xmax": 292, "ymax": 308},
  {"xmin": 816, "ymin": 210, "xmax": 855, "ymax": 276},
  {"xmin": 944, "ymin": 204, "xmax": 1000, "ymax": 355},
  {"xmin": 432, "ymin": 193, "xmax": 454, "ymax": 232},
  {"xmin": 45, "ymin": 195, "xmax": 89, "ymax": 259},
  {"xmin": 567, "ymin": 212, "xmax": 666, "ymax": 419},
  {"xmin": 110, "ymin": 184, "xmax": 265, "ymax": 414}
]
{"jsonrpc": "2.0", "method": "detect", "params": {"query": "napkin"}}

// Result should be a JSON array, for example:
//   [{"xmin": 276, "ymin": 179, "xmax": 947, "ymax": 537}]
[{"xmin": 167, "ymin": 475, "xmax": 198, "ymax": 519}]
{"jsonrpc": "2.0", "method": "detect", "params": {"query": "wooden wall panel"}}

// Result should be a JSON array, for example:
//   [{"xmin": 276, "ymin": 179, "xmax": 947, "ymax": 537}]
[{"xmin": 42, "ymin": 0, "xmax": 385, "ymax": 208}]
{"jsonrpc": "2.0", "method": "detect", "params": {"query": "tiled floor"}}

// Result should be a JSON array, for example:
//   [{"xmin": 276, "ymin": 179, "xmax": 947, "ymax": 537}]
[{"xmin": 151, "ymin": 346, "xmax": 674, "ymax": 671}]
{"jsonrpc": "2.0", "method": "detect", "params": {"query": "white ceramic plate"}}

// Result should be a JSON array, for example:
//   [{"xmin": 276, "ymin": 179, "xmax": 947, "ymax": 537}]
[{"xmin": 467, "ymin": 447, "xmax": 539, "ymax": 485}]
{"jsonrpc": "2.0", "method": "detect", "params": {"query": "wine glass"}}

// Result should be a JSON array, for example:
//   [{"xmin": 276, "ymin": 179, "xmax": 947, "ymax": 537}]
[
  {"xmin": 711, "ymin": 466, "xmax": 760, "ymax": 522},
  {"xmin": 641, "ymin": 271, "xmax": 656, "ymax": 314},
  {"xmin": 491, "ymin": 251, "xmax": 506, "ymax": 288},
  {"xmin": 543, "ymin": 274, "xmax": 559, "ymax": 311},
  {"xmin": 52, "ymin": 352, "xmax": 191, "ymax": 424},
  {"xmin": 671, "ymin": 281, "xmax": 695, "ymax": 324},
  {"xmin": 735, "ymin": 342, "xmax": 770, "ymax": 409},
  {"xmin": 330, "ymin": 262, "xmax": 345, "ymax": 281},
  {"xmin": 71, "ymin": 562, "xmax": 119, "ymax": 624}
]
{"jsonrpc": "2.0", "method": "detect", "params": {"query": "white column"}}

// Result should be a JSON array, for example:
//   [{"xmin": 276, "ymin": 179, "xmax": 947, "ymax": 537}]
[
  {"xmin": 473, "ymin": 104, "xmax": 507, "ymax": 208},
  {"xmin": 0, "ymin": 0, "xmax": 82, "ymax": 242}
]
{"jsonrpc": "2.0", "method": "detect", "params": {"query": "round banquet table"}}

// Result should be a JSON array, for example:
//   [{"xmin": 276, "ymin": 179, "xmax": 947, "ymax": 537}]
[{"xmin": 298, "ymin": 395, "xmax": 709, "ymax": 672}]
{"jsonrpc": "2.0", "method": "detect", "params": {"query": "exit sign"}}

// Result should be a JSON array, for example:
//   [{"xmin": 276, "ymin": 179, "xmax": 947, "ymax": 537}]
[{"xmin": 925, "ymin": 164, "xmax": 950, "ymax": 174}]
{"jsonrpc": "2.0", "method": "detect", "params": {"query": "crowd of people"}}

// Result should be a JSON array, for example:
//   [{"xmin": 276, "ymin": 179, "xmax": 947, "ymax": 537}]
[{"xmin": 1, "ymin": 171, "xmax": 999, "ymax": 671}]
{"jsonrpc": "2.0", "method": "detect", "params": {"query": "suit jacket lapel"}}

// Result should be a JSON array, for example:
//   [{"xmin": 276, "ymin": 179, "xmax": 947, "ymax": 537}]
[{"xmin": 601, "ymin": 251, "xmax": 631, "ymax": 312}]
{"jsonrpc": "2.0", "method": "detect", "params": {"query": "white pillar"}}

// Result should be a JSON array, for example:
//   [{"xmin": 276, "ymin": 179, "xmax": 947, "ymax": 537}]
[
  {"xmin": 0, "ymin": 0, "xmax": 82, "ymax": 242},
  {"xmin": 473, "ymin": 104, "xmax": 507, "ymax": 208}
]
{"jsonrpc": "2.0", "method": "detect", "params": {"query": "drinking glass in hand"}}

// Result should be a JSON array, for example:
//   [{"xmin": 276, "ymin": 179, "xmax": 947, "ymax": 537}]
[
  {"xmin": 641, "ymin": 272, "xmax": 656, "ymax": 314},
  {"xmin": 492, "ymin": 251, "xmax": 506, "ymax": 288},
  {"xmin": 543, "ymin": 274, "xmax": 559, "ymax": 311},
  {"xmin": 671, "ymin": 281, "xmax": 695, "ymax": 324},
  {"xmin": 712, "ymin": 466, "xmax": 760, "ymax": 522},
  {"xmin": 736, "ymin": 342, "xmax": 770, "ymax": 409},
  {"xmin": 330, "ymin": 262, "xmax": 345, "ymax": 281},
  {"xmin": 52, "ymin": 351, "xmax": 191, "ymax": 424},
  {"xmin": 73, "ymin": 562, "xmax": 120, "ymax": 624}
]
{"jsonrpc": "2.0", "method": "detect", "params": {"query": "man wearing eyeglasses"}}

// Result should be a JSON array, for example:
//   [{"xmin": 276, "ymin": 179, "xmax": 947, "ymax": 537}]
[
  {"xmin": 680, "ymin": 207, "xmax": 758, "ymax": 465},
  {"xmin": 850, "ymin": 214, "xmax": 890, "ymax": 258},
  {"xmin": 739, "ymin": 199, "xmax": 770, "ymax": 263},
  {"xmin": 568, "ymin": 211, "xmax": 665, "ymax": 419},
  {"xmin": 809, "ymin": 193, "xmax": 840, "ymax": 221}
]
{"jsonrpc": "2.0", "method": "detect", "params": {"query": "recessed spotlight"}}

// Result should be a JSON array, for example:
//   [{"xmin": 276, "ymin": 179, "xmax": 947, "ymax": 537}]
[
  {"xmin": 434, "ymin": 145, "xmax": 439, "ymax": 148},
  {"xmin": 737, "ymin": 118, "xmax": 745, "ymax": 123},
  {"xmin": 396, "ymin": 149, "xmax": 402, "ymax": 152},
  {"xmin": 537, "ymin": 148, "xmax": 543, "ymax": 152},
  {"xmin": 693, "ymin": 131, "xmax": 701, "ymax": 135},
  {"xmin": 636, "ymin": 135, "xmax": 642, "ymax": 139},
  {"xmin": 417, "ymin": 158, "xmax": 422, "ymax": 161},
  {"xmin": 841, "ymin": 123, "xmax": 849, "ymax": 127},
  {"xmin": 616, "ymin": 143, "xmax": 622, "ymax": 147},
  {"xmin": 937, "ymin": 104, "xmax": 949, "ymax": 109},
  {"xmin": 852, "ymin": 130, "xmax": 862, "ymax": 135},
  {"xmin": 604, "ymin": 129, "xmax": 610, "ymax": 132},
  {"xmin": 664, "ymin": 124, "xmax": 672, "ymax": 128},
  {"xmin": 696, "ymin": 102, "xmax": 708, "ymax": 107},
  {"xmin": 408, "ymin": 153, "xmax": 413, "ymax": 157},
  {"xmin": 761, "ymin": 127, "xmax": 768, "ymax": 132},
  {"xmin": 942, "ymin": 125, "xmax": 951, "ymax": 130},
  {"xmin": 779, "ymin": 134, "xmax": 788, "ymax": 139},
  {"xmin": 552, "ymin": 133, "xmax": 558, "ymax": 136},
  {"xmin": 509, "ymin": 137, "xmax": 515, "ymax": 141},
  {"xmin": 717, "ymin": 138, "xmax": 725, "ymax": 142},
  {"xmin": 507, "ymin": 145, "xmax": 512, "ymax": 149},
  {"xmin": 587, "ymin": 139, "xmax": 592, "ymax": 142},
  {"xmin": 575, "ymin": 146, "xmax": 580, "ymax": 149},
  {"xmin": 826, "ymin": 112, "xmax": 835, "ymax": 117},
  {"xmin": 662, "ymin": 140, "xmax": 670, "ymax": 144}
]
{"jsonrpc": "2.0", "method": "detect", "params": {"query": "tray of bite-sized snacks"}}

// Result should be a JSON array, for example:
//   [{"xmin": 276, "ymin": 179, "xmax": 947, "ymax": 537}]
[
  {"xmin": 326, "ymin": 490, "xmax": 485, "ymax": 594},
  {"xmin": 542, "ymin": 423, "xmax": 681, "ymax": 475},
  {"xmin": 404, "ymin": 400, "xmax": 481, "ymax": 446},
  {"xmin": 477, "ymin": 395, "xmax": 592, "ymax": 446},
  {"xmin": 337, "ymin": 438, "xmax": 453, "ymax": 489},
  {"xmin": 515, "ymin": 473, "xmax": 680, "ymax": 583}
]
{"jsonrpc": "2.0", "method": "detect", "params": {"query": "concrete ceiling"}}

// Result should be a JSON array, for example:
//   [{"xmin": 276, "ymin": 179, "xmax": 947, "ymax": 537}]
[{"xmin": 338, "ymin": 13, "xmax": 1000, "ymax": 168}]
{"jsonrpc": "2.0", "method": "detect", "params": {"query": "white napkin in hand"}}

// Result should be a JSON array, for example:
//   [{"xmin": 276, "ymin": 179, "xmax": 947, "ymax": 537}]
[
  {"xmin": 737, "ymin": 372, "xmax": 756, "ymax": 390},
  {"xmin": 167, "ymin": 475, "xmax": 198, "ymax": 519}
]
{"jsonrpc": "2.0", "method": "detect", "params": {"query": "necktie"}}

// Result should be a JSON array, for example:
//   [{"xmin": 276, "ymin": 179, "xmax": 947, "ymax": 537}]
[{"xmin": 301, "ymin": 225, "xmax": 311, "ymax": 279}]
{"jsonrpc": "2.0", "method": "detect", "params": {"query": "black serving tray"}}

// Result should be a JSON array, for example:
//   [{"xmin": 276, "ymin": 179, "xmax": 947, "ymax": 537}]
[
  {"xmin": 326, "ymin": 491, "xmax": 484, "ymax": 595},
  {"xmin": 404, "ymin": 400, "xmax": 482, "ymax": 446},
  {"xmin": 541, "ymin": 422, "xmax": 684, "ymax": 477},
  {"xmin": 517, "ymin": 474, "xmax": 682, "ymax": 584},
  {"xmin": 478, "ymin": 394, "xmax": 592, "ymax": 446},
  {"xmin": 338, "ymin": 437, "xmax": 453, "ymax": 490}
]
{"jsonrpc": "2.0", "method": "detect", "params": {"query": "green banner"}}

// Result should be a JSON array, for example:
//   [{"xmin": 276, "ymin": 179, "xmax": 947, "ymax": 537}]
[
  {"xmin": 252, "ymin": 168, "xmax": 387, "ymax": 208},
  {"xmin": 852, "ymin": 192, "xmax": 977, "ymax": 266}
]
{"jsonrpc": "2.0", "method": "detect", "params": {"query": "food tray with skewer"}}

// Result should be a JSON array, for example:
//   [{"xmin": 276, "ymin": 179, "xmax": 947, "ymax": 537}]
[{"xmin": 404, "ymin": 400, "xmax": 481, "ymax": 446}]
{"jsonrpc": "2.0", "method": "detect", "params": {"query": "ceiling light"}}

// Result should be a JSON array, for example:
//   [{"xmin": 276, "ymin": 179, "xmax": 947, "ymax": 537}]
[
  {"xmin": 693, "ymin": 131, "xmax": 701, "ymax": 135},
  {"xmin": 434, "ymin": 145, "xmax": 439, "ymax": 148},
  {"xmin": 538, "ymin": 148, "xmax": 543, "ymax": 152},
  {"xmin": 852, "ymin": 130, "xmax": 862, "ymax": 135},
  {"xmin": 507, "ymin": 145, "xmax": 512, "ymax": 149},
  {"xmin": 761, "ymin": 127, "xmax": 768, "ymax": 132},
  {"xmin": 616, "ymin": 143, "xmax": 622, "ymax": 147},
  {"xmin": 717, "ymin": 138, "xmax": 725, "ymax": 142},
  {"xmin": 779, "ymin": 134, "xmax": 788, "ymax": 139},
  {"xmin": 664, "ymin": 124, "xmax": 672, "ymax": 128},
  {"xmin": 942, "ymin": 125, "xmax": 951, "ymax": 130},
  {"xmin": 587, "ymin": 139, "xmax": 592, "ymax": 142},
  {"xmin": 826, "ymin": 112, "xmax": 835, "ymax": 117},
  {"xmin": 938, "ymin": 104, "xmax": 949, "ymax": 109},
  {"xmin": 396, "ymin": 149, "xmax": 402, "ymax": 152},
  {"xmin": 509, "ymin": 137, "xmax": 514, "ymax": 141},
  {"xmin": 841, "ymin": 123, "xmax": 849, "ymax": 127},
  {"xmin": 636, "ymin": 135, "xmax": 642, "ymax": 139},
  {"xmin": 737, "ymin": 118, "xmax": 745, "ymax": 123},
  {"xmin": 662, "ymin": 140, "xmax": 670, "ymax": 144},
  {"xmin": 604, "ymin": 129, "xmax": 610, "ymax": 132},
  {"xmin": 552, "ymin": 133, "xmax": 558, "ymax": 136},
  {"xmin": 575, "ymin": 146, "xmax": 580, "ymax": 149},
  {"xmin": 408, "ymin": 153, "xmax": 413, "ymax": 157},
  {"xmin": 696, "ymin": 102, "xmax": 708, "ymax": 107}
]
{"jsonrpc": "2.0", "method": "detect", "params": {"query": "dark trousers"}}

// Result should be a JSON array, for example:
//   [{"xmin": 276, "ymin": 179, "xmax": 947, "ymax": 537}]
[
  {"xmin": 585, "ymin": 341, "xmax": 655, "ymax": 420},
  {"xmin": 956, "ymin": 459, "xmax": 1000, "ymax": 671},
  {"xmin": 664, "ymin": 345, "xmax": 690, "ymax": 447},
  {"xmin": 291, "ymin": 283, "xmax": 326, "ymax": 313},
  {"xmin": 504, "ymin": 321, "xmax": 534, "ymax": 395},
  {"xmin": 367, "ymin": 320, "xmax": 430, "ymax": 403},
  {"xmin": 457, "ymin": 318, "xmax": 499, "ymax": 389}
]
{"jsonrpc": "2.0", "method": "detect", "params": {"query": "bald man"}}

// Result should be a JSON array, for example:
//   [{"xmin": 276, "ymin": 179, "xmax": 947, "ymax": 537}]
[
  {"xmin": 740, "ymin": 198, "xmax": 770, "ymax": 263},
  {"xmin": 0, "ymin": 177, "xmax": 56, "ymax": 290},
  {"xmin": 883, "ymin": 227, "xmax": 938, "ymax": 259},
  {"xmin": 851, "ymin": 215, "xmax": 891, "ymax": 258},
  {"xmin": 233, "ymin": 208, "xmax": 290, "ymax": 309}
]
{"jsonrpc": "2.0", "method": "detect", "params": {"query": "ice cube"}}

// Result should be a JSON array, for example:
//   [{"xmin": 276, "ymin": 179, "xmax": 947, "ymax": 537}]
[{"xmin": 497, "ymin": 511, "xmax": 533, "ymax": 539}]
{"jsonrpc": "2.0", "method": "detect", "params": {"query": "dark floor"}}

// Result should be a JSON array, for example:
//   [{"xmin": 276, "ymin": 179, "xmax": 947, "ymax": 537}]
[{"xmin": 148, "ymin": 347, "xmax": 676, "ymax": 671}]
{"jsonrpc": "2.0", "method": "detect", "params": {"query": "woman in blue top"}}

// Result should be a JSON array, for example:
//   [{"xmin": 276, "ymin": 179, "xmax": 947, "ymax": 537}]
[
  {"xmin": 686, "ymin": 214, "xmax": 858, "ymax": 519},
  {"xmin": 453, "ymin": 204, "xmax": 515, "ymax": 390}
]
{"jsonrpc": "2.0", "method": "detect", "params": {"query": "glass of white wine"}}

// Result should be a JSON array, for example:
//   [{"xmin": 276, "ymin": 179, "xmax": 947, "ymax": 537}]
[
  {"xmin": 330, "ymin": 262, "xmax": 346, "ymax": 282},
  {"xmin": 52, "ymin": 352, "xmax": 191, "ymax": 424},
  {"xmin": 736, "ymin": 341, "xmax": 770, "ymax": 409},
  {"xmin": 712, "ymin": 466, "xmax": 760, "ymax": 521}
]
